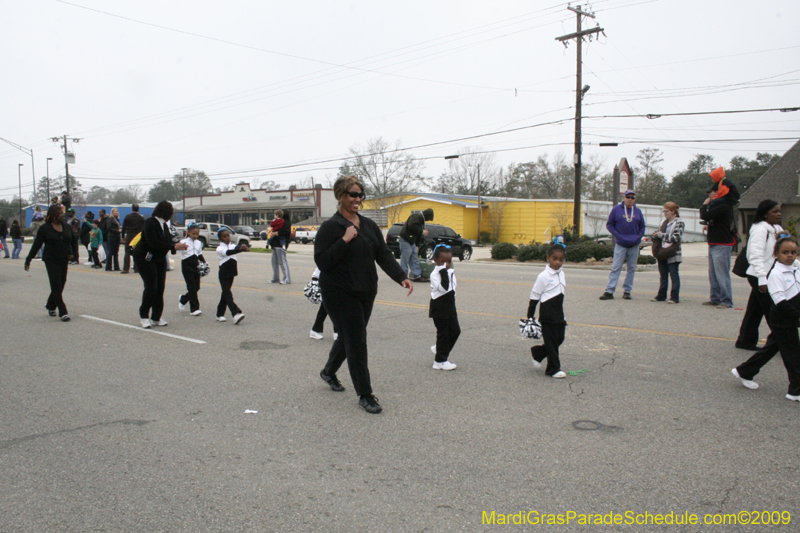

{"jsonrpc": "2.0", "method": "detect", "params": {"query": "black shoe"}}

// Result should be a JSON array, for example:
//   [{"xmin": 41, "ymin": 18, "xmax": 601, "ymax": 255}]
[
  {"xmin": 623, "ymin": 292, "xmax": 632, "ymax": 300},
  {"xmin": 599, "ymin": 292, "xmax": 614, "ymax": 300},
  {"xmin": 320, "ymin": 370, "xmax": 345, "ymax": 392},
  {"xmin": 46, "ymin": 307, "xmax": 56, "ymax": 317},
  {"xmin": 120, "ymin": 271, "xmax": 129, "ymax": 274},
  {"xmin": 358, "ymin": 394, "xmax": 382, "ymax": 414},
  {"xmin": 735, "ymin": 343, "xmax": 759, "ymax": 351}
]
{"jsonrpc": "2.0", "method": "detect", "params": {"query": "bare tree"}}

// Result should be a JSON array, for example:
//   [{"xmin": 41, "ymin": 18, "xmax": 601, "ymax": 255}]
[
  {"xmin": 434, "ymin": 147, "xmax": 500, "ymax": 196},
  {"xmin": 345, "ymin": 137, "xmax": 424, "ymax": 197},
  {"xmin": 484, "ymin": 200, "xmax": 509, "ymax": 244}
]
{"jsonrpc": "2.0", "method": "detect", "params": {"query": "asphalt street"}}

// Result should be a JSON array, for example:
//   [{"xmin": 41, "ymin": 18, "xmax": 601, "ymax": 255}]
[{"xmin": 1, "ymin": 243, "xmax": 798, "ymax": 532}]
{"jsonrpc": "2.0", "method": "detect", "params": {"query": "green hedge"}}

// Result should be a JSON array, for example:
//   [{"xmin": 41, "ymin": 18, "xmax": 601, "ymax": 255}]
[
  {"xmin": 637, "ymin": 254, "xmax": 656, "ymax": 265},
  {"xmin": 516, "ymin": 244, "xmax": 546, "ymax": 262},
  {"xmin": 491, "ymin": 242, "xmax": 517, "ymax": 260}
]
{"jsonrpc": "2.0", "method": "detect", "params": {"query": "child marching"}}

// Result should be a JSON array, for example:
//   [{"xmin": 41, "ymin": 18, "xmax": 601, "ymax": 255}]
[
  {"xmin": 732, "ymin": 235, "xmax": 800, "ymax": 401},
  {"xmin": 527, "ymin": 243, "xmax": 568, "ymax": 378},
  {"xmin": 178, "ymin": 224, "xmax": 207, "ymax": 316},
  {"xmin": 215, "ymin": 228, "xmax": 250, "ymax": 324},
  {"xmin": 429, "ymin": 244, "xmax": 459, "ymax": 370}
]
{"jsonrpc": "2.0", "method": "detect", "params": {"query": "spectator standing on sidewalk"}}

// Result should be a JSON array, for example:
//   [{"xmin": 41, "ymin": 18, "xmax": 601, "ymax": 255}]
[
  {"xmin": 599, "ymin": 190, "xmax": 645, "ymax": 300},
  {"xmin": 699, "ymin": 167, "xmax": 739, "ymax": 309},
  {"xmin": 121, "ymin": 204, "xmax": 145, "ymax": 274},
  {"xmin": 399, "ymin": 208, "xmax": 434, "ymax": 282}
]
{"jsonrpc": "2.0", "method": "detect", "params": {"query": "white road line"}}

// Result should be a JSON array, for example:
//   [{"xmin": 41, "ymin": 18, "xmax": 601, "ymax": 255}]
[{"xmin": 79, "ymin": 315, "xmax": 207, "ymax": 344}]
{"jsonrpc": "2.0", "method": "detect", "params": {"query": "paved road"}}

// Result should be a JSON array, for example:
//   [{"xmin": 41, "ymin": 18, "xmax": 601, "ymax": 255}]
[{"xmin": 1, "ymin": 247, "xmax": 797, "ymax": 532}]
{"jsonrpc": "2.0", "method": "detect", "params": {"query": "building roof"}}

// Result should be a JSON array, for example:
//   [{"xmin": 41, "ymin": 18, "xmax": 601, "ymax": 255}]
[
  {"xmin": 739, "ymin": 139, "xmax": 800, "ymax": 209},
  {"xmin": 183, "ymin": 199, "xmax": 316, "ymax": 213}
]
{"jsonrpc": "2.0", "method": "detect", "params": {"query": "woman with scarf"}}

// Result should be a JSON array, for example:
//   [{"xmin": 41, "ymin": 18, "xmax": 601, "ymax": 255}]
[{"xmin": 650, "ymin": 202, "xmax": 684, "ymax": 303}]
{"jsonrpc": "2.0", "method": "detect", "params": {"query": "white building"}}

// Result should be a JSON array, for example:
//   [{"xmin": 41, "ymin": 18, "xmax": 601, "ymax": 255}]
[{"xmin": 182, "ymin": 183, "xmax": 336, "ymax": 229}]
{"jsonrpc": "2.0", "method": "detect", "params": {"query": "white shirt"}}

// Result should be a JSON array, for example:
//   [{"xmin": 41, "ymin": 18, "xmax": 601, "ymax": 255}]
[
  {"xmin": 180, "ymin": 237, "xmax": 203, "ymax": 261},
  {"xmin": 430, "ymin": 264, "xmax": 456, "ymax": 300},
  {"xmin": 530, "ymin": 265, "xmax": 566, "ymax": 303},
  {"xmin": 746, "ymin": 221, "xmax": 784, "ymax": 285},
  {"xmin": 768, "ymin": 261, "xmax": 800, "ymax": 306},
  {"xmin": 216, "ymin": 242, "xmax": 238, "ymax": 265}
]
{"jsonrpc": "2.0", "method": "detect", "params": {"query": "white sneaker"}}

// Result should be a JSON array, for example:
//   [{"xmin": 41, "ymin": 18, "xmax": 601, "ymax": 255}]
[
  {"xmin": 178, "ymin": 296, "xmax": 186, "ymax": 311},
  {"xmin": 141, "ymin": 318, "xmax": 152, "ymax": 329},
  {"xmin": 786, "ymin": 394, "xmax": 800, "ymax": 402},
  {"xmin": 532, "ymin": 359, "xmax": 542, "ymax": 370},
  {"xmin": 731, "ymin": 368, "xmax": 759, "ymax": 390},
  {"xmin": 280, "ymin": 280, "xmax": 288, "ymax": 285},
  {"xmin": 216, "ymin": 316, "xmax": 227, "ymax": 322},
  {"xmin": 551, "ymin": 371, "xmax": 567, "ymax": 378},
  {"xmin": 153, "ymin": 318, "xmax": 168, "ymax": 327},
  {"xmin": 84, "ymin": 261, "xmax": 93, "ymax": 266},
  {"xmin": 310, "ymin": 330, "xmax": 324, "ymax": 340},
  {"xmin": 432, "ymin": 360, "xmax": 457, "ymax": 371},
  {"xmin": 430, "ymin": 345, "xmax": 437, "ymax": 355},
  {"xmin": 233, "ymin": 313, "xmax": 245, "ymax": 325},
  {"xmin": 333, "ymin": 333, "xmax": 338, "ymax": 341},
  {"xmin": 190, "ymin": 310, "xmax": 202, "ymax": 316}
]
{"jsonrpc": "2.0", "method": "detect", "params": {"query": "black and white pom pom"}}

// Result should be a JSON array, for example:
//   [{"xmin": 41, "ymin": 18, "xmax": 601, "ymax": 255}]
[
  {"xmin": 197, "ymin": 261, "xmax": 211, "ymax": 277},
  {"xmin": 519, "ymin": 317, "xmax": 542, "ymax": 339},
  {"xmin": 304, "ymin": 279, "xmax": 322, "ymax": 304}
]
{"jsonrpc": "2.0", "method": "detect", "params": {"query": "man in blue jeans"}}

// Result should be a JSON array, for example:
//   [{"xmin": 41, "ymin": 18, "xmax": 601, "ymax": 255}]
[
  {"xmin": 699, "ymin": 167, "xmax": 738, "ymax": 309},
  {"xmin": 600, "ymin": 190, "xmax": 645, "ymax": 300},
  {"xmin": 399, "ymin": 208, "xmax": 434, "ymax": 282}
]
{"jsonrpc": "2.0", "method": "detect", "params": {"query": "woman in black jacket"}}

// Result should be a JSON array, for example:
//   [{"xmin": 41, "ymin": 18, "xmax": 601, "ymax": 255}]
[
  {"xmin": 132, "ymin": 201, "xmax": 188, "ymax": 328},
  {"xmin": 315, "ymin": 176, "xmax": 412, "ymax": 414},
  {"xmin": 24, "ymin": 204, "xmax": 79, "ymax": 321}
]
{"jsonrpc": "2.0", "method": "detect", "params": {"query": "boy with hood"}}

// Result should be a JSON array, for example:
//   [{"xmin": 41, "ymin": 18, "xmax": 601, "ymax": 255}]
[
  {"xmin": 399, "ymin": 208, "xmax": 434, "ymax": 282},
  {"xmin": 600, "ymin": 190, "xmax": 645, "ymax": 300}
]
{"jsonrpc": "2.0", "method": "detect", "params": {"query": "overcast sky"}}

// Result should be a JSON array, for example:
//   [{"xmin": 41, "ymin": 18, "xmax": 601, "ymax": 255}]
[{"xmin": 1, "ymin": 0, "xmax": 798, "ymax": 200}]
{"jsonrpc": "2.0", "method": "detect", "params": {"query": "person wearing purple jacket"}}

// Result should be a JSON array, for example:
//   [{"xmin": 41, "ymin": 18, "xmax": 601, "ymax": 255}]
[{"xmin": 600, "ymin": 189, "xmax": 646, "ymax": 300}]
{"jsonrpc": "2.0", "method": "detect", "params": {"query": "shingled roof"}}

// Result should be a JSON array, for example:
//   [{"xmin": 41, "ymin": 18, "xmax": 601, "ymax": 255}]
[{"xmin": 739, "ymin": 139, "xmax": 800, "ymax": 209}]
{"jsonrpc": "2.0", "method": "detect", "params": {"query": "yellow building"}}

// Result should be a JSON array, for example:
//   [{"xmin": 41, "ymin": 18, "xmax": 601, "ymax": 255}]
[{"xmin": 362, "ymin": 193, "xmax": 579, "ymax": 245}]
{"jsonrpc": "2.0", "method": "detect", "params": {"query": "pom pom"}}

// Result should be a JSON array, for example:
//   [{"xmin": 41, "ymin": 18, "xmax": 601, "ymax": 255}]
[
  {"xmin": 304, "ymin": 279, "xmax": 322, "ymax": 304},
  {"xmin": 519, "ymin": 317, "xmax": 542, "ymax": 339}
]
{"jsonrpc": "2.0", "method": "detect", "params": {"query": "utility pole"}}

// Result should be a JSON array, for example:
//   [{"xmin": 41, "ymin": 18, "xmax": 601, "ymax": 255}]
[
  {"xmin": 556, "ymin": 5, "xmax": 604, "ymax": 237},
  {"xmin": 181, "ymin": 168, "xmax": 187, "ymax": 224},
  {"xmin": 476, "ymin": 164, "xmax": 482, "ymax": 246},
  {"xmin": 46, "ymin": 158, "xmax": 53, "ymax": 202},
  {"xmin": 18, "ymin": 164, "xmax": 24, "ymax": 223},
  {"xmin": 50, "ymin": 135, "xmax": 82, "ymax": 194}
]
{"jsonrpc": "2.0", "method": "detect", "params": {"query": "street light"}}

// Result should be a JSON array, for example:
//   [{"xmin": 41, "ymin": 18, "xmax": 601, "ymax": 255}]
[
  {"xmin": 17, "ymin": 163, "xmax": 24, "ymax": 224},
  {"xmin": 181, "ymin": 167, "xmax": 187, "ymax": 224},
  {"xmin": 445, "ymin": 154, "xmax": 482, "ymax": 246},
  {"xmin": 46, "ymin": 157, "xmax": 53, "ymax": 203}
]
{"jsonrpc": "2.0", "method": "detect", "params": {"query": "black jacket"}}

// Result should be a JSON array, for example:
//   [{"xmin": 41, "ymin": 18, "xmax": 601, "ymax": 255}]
[
  {"xmin": 121, "ymin": 212, "xmax": 145, "ymax": 244},
  {"xmin": 314, "ymin": 212, "xmax": 407, "ymax": 294},
  {"xmin": 133, "ymin": 217, "xmax": 176, "ymax": 261},
  {"xmin": 700, "ymin": 199, "xmax": 736, "ymax": 246},
  {"xmin": 399, "ymin": 212, "xmax": 425, "ymax": 245},
  {"xmin": 80, "ymin": 221, "xmax": 93, "ymax": 245},
  {"xmin": 10, "ymin": 224, "xmax": 22, "ymax": 239},
  {"xmin": 0, "ymin": 219, "xmax": 7, "ymax": 237},
  {"xmin": 25, "ymin": 223, "xmax": 79, "ymax": 265}
]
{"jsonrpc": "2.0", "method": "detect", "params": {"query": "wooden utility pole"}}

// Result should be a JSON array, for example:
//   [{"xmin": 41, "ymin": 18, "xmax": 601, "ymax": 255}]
[
  {"xmin": 50, "ymin": 135, "xmax": 81, "ymax": 194},
  {"xmin": 556, "ymin": 6, "xmax": 603, "ymax": 236}
]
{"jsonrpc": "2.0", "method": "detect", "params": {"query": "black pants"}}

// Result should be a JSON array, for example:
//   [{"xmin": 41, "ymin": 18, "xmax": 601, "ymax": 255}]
[
  {"xmin": 312, "ymin": 303, "xmax": 337, "ymax": 334},
  {"xmin": 433, "ymin": 316, "xmax": 461, "ymax": 362},
  {"xmin": 44, "ymin": 260, "xmax": 69, "ymax": 317},
  {"xmin": 123, "ymin": 244, "xmax": 137, "ymax": 272},
  {"xmin": 217, "ymin": 276, "xmax": 241, "ymax": 317},
  {"xmin": 736, "ymin": 275, "xmax": 773, "ymax": 347},
  {"xmin": 181, "ymin": 270, "xmax": 201, "ymax": 312},
  {"xmin": 135, "ymin": 255, "xmax": 167, "ymax": 320},
  {"xmin": 91, "ymin": 247, "xmax": 101, "ymax": 267},
  {"xmin": 106, "ymin": 234, "xmax": 120, "ymax": 271},
  {"xmin": 322, "ymin": 289, "xmax": 376, "ymax": 397},
  {"xmin": 738, "ymin": 326, "xmax": 800, "ymax": 396},
  {"xmin": 531, "ymin": 322, "xmax": 565, "ymax": 375}
]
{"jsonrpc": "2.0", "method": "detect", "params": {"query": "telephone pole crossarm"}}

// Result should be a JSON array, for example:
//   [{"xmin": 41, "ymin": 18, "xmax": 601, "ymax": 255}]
[{"xmin": 555, "ymin": 27, "xmax": 604, "ymax": 43}]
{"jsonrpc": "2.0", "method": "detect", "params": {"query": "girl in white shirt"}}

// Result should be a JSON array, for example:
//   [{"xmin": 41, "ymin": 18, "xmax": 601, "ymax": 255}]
[
  {"xmin": 733, "ymin": 236, "xmax": 800, "ymax": 401},
  {"xmin": 178, "ymin": 224, "xmax": 206, "ymax": 315},
  {"xmin": 527, "ymin": 244, "xmax": 567, "ymax": 378}
]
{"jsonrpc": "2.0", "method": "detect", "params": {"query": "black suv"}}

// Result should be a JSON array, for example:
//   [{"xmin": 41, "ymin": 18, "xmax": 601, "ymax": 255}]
[{"xmin": 386, "ymin": 223, "xmax": 473, "ymax": 261}]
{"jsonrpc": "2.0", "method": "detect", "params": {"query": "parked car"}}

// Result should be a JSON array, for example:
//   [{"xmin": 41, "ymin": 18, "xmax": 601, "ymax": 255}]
[
  {"xmin": 385, "ymin": 223, "xmax": 473, "ymax": 261},
  {"xmin": 293, "ymin": 226, "xmax": 317, "ymax": 244},
  {"xmin": 192, "ymin": 223, "xmax": 250, "ymax": 249},
  {"xmin": 232, "ymin": 225, "xmax": 261, "ymax": 240},
  {"xmin": 595, "ymin": 235, "xmax": 651, "ymax": 250}
]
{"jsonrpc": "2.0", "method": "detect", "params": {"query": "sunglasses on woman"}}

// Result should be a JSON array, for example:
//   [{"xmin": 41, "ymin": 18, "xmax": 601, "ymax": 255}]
[{"xmin": 347, "ymin": 191, "xmax": 366, "ymax": 199}]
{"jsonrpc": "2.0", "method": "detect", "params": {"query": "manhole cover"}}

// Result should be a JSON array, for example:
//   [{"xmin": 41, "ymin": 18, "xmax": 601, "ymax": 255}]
[{"xmin": 239, "ymin": 341, "xmax": 289, "ymax": 350}]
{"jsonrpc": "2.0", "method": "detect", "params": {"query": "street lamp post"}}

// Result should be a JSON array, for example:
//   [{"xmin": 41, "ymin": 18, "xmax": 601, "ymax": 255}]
[
  {"xmin": 18, "ymin": 163, "xmax": 24, "ymax": 224},
  {"xmin": 181, "ymin": 168, "xmax": 187, "ymax": 225},
  {"xmin": 46, "ymin": 157, "xmax": 53, "ymax": 203}
]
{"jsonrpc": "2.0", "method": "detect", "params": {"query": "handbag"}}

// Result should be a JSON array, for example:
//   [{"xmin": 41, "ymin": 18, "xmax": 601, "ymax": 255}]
[{"xmin": 651, "ymin": 221, "xmax": 679, "ymax": 261}]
